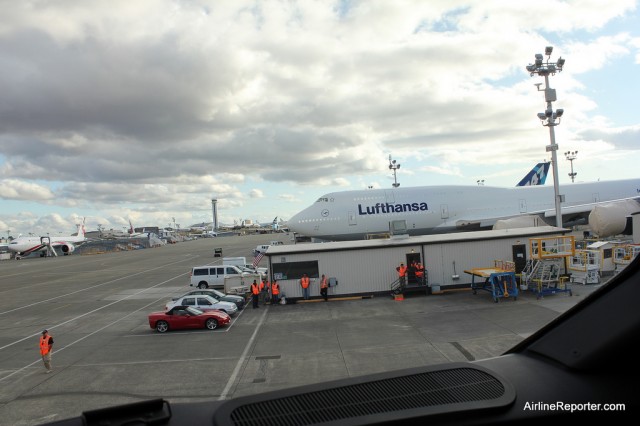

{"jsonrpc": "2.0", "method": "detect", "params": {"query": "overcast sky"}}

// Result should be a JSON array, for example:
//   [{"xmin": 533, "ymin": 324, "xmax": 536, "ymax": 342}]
[{"xmin": 1, "ymin": 0, "xmax": 639, "ymax": 237}]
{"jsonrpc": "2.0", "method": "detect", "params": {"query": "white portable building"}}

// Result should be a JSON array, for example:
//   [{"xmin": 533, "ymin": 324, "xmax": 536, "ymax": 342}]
[{"xmin": 264, "ymin": 226, "xmax": 567, "ymax": 299}]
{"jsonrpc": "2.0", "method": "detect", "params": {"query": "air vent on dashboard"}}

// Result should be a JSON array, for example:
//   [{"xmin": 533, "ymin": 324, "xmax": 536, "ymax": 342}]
[{"xmin": 214, "ymin": 364, "xmax": 515, "ymax": 426}]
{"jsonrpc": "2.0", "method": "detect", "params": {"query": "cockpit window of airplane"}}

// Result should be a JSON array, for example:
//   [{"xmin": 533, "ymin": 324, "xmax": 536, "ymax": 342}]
[{"xmin": 316, "ymin": 197, "xmax": 329, "ymax": 202}]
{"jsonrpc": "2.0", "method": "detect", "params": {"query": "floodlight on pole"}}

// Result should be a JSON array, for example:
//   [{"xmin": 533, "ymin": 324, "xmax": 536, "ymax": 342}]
[
  {"xmin": 388, "ymin": 155, "xmax": 401, "ymax": 188},
  {"xmin": 526, "ymin": 46, "xmax": 566, "ymax": 229},
  {"xmin": 565, "ymin": 150, "xmax": 578, "ymax": 183}
]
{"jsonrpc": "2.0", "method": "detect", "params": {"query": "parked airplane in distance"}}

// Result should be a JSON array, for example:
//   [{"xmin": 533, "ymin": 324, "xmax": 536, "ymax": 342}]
[
  {"xmin": 258, "ymin": 216, "xmax": 288, "ymax": 232},
  {"xmin": 288, "ymin": 169, "xmax": 640, "ymax": 241},
  {"xmin": 8, "ymin": 220, "xmax": 87, "ymax": 258}
]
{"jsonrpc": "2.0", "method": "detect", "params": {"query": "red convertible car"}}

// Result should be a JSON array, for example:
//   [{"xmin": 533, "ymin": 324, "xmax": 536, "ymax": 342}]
[{"xmin": 148, "ymin": 306, "xmax": 230, "ymax": 333}]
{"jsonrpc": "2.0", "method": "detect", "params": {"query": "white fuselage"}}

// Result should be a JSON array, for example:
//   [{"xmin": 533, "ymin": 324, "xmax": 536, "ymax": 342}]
[
  {"xmin": 8, "ymin": 233, "xmax": 86, "ymax": 256},
  {"xmin": 288, "ymin": 179, "xmax": 640, "ymax": 241}
]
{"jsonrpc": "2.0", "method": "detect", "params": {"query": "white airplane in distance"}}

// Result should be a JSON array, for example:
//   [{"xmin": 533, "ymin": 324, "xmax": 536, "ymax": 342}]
[
  {"xmin": 127, "ymin": 219, "xmax": 148, "ymax": 238},
  {"xmin": 288, "ymin": 165, "xmax": 640, "ymax": 241},
  {"xmin": 258, "ymin": 216, "xmax": 279, "ymax": 228},
  {"xmin": 8, "ymin": 220, "xmax": 87, "ymax": 259}
]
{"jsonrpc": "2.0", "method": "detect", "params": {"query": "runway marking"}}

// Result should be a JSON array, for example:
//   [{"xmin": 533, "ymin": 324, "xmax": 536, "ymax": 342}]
[
  {"xmin": 0, "ymin": 280, "xmax": 184, "ymax": 382},
  {"xmin": 0, "ymin": 271, "xmax": 188, "ymax": 354},
  {"xmin": 73, "ymin": 356, "xmax": 238, "ymax": 367},
  {"xmin": 50, "ymin": 304, "xmax": 72, "ymax": 312},
  {"xmin": 0, "ymin": 256, "xmax": 196, "ymax": 317},
  {"xmin": 219, "ymin": 305, "xmax": 268, "ymax": 400}
]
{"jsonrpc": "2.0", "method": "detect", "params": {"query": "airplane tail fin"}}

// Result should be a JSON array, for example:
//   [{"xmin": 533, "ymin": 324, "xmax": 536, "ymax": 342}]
[
  {"xmin": 76, "ymin": 218, "xmax": 86, "ymax": 238},
  {"xmin": 516, "ymin": 162, "xmax": 550, "ymax": 186},
  {"xmin": 129, "ymin": 219, "xmax": 134, "ymax": 234}
]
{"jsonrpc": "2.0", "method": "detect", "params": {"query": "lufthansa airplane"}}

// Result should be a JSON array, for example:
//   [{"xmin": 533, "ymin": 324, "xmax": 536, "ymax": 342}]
[
  {"xmin": 288, "ymin": 164, "xmax": 640, "ymax": 241},
  {"xmin": 8, "ymin": 221, "xmax": 87, "ymax": 258}
]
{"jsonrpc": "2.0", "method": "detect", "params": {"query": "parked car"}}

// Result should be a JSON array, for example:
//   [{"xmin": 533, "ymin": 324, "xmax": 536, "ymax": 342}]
[
  {"xmin": 173, "ymin": 289, "xmax": 246, "ymax": 310},
  {"xmin": 148, "ymin": 306, "xmax": 230, "ymax": 333},
  {"xmin": 166, "ymin": 295, "xmax": 238, "ymax": 316},
  {"xmin": 239, "ymin": 265, "xmax": 268, "ymax": 277},
  {"xmin": 189, "ymin": 265, "xmax": 251, "ymax": 289}
]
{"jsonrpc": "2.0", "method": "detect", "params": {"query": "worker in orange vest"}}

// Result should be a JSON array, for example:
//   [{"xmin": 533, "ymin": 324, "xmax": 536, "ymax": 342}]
[
  {"xmin": 300, "ymin": 273, "xmax": 310, "ymax": 300},
  {"xmin": 251, "ymin": 280, "xmax": 260, "ymax": 309},
  {"xmin": 396, "ymin": 263, "xmax": 407, "ymax": 286},
  {"xmin": 271, "ymin": 280, "xmax": 280, "ymax": 305},
  {"xmin": 39, "ymin": 329, "xmax": 54, "ymax": 373},
  {"xmin": 259, "ymin": 278, "xmax": 267, "ymax": 304},
  {"xmin": 415, "ymin": 262, "xmax": 425, "ymax": 284},
  {"xmin": 320, "ymin": 274, "xmax": 329, "ymax": 302}
]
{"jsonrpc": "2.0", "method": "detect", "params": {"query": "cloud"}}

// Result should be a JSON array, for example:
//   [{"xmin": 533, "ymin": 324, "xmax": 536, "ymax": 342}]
[
  {"xmin": 0, "ymin": 179, "xmax": 55, "ymax": 200},
  {"xmin": 577, "ymin": 125, "xmax": 640, "ymax": 150},
  {"xmin": 0, "ymin": 1, "xmax": 638, "ymax": 233},
  {"xmin": 249, "ymin": 189, "xmax": 265, "ymax": 198}
]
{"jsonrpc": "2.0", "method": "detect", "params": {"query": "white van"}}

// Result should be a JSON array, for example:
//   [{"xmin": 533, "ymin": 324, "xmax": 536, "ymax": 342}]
[
  {"xmin": 190, "ymin": 265, "xmax": 247, "ymax": 289},
  {"xmin": 222, "ymin": 257, "xmax": 247, "ymax": 268},
  {"xmin": 254, "ymin": 244, "xmax": 270, "ymax": 255}
]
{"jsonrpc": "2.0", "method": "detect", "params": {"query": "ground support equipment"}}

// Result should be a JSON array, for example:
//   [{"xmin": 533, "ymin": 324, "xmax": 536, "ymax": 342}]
[{"xmin": 465, "ymin": 268, "xmax": 518, "ymax": 303}]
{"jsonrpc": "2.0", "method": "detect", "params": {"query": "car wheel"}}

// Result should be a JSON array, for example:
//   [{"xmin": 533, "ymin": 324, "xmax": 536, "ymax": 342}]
[
  {"xmin": 156, "ymin": 320, "xmax": 169, "ymax": 333},
  {"xmin": 205, "ymin": 318, "xmax": 218, "ymax": 330},
  {"xmin": 198, "ymin": 282, "xmax": 208, "ymax": 289}
]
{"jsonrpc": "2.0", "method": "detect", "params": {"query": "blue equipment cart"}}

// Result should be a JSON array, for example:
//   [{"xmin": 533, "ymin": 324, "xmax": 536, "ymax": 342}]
[{"xmin": 465, "ymin": 268, "xmax": 518, "ymax": 303}]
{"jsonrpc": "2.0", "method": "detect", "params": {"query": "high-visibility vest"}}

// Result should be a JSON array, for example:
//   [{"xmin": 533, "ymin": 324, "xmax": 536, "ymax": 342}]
[
  {"xmin": 320, "ymin": 277, "xmax": 328, "ymax": 289},
  {"xmin": 251, "ymin": 283, "xmax": 259, "ymax": 295},
  {"xmin": 398, "ymin": 265, "xmax": 407, "ymax": 277},
  {"xmin": 300, "ymin": 277, "xmax": 310, "ymax": 288},
  {"xmin": 259, "ymin": 281, "xmax": 266, "ymax": 291},
  {"xmin": 272, "ymin": 283, "xmax": 280, "ymax": 295},
  {"xmin": 40, "ymin": 335, "xmax": 52, "ymax": 356}
]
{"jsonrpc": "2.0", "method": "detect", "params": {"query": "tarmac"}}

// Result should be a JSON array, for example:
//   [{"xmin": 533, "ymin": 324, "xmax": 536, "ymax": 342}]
[{"xmin": 0, "ymin": 233, "xmax": 601, "ymax": 426}]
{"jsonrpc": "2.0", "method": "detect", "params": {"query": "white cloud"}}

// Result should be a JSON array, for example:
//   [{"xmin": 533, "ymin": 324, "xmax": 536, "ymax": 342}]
[
  {"xmin": 0, "ymin": 0, "xmax": 638, "ymax": 233},
  {"xmin": 0, "ymin": 179, "xmax": 55, "ymax": 200}
]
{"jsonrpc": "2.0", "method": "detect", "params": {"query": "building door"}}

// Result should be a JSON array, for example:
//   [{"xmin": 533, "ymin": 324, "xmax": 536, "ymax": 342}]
[
  {"xmin": 405, "ymin": 252, "xmax": 421, "ymax": 284},
  {"xmin": 512, "ymin": 244, "xmax": 527, "ymax": 274}
]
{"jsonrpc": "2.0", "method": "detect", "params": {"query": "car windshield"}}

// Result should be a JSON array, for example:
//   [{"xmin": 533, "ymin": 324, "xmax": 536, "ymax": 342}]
[
  {"xmin": 2, "ymin": 2, "xmax": 638, "ymax": 426},
  {"xmin": 185, "ymin": 307, "xmax": 203, "ymax": 316}
]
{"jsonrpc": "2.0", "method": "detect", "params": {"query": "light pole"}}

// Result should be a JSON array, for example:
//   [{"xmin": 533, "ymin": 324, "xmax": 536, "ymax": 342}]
[
  {"xmin": 526, "ymin": 46, "xmax": 566, "ymax": 228},
  {"xmin": 388, "ymin": 155, "xmax": 400, "ymax": 188},
  {"xmin": 565, "ymin": 150, "xmax": 578, "ymax": 183}
]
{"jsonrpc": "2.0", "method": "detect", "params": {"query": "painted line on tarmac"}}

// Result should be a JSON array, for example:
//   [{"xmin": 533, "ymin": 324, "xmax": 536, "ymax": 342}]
[
  {"xmin": 218, "ymin": 305, "xmax": 268, "ymax": 400},
  {"xmin": 0, "ymin": 281, "xmax": 184, "ymax": 382},
  {"xmin": 0, "ymin": 271, "xmax": 189, "ymax": 354},
  {"xmin": 0, "ymin": 255, "xmax": 197, "ymax": 317},
  {"xmin": 74, "ymin": 356, "xmax": 238, "ymax": 367}
]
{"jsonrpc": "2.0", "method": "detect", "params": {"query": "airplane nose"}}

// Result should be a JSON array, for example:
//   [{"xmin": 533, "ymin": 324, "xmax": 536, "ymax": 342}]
[{"xmin": 287, "ymin": 210, "xmax": 311, "ymax": 234}]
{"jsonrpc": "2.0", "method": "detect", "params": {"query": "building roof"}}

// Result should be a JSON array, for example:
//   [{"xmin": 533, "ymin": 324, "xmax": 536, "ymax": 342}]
[{"xmin": 267, "ymin": 226, "xmax": 566, "ymax": 256}]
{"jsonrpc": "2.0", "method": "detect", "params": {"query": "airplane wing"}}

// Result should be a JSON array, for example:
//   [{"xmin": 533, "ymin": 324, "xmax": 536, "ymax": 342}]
[
  {"xmin": 541, "ymin": 197, "xmax": 640, "ymax": 218},
  {"xmin": 449, "ymin": 196, "xmax": 640, "ymax": 236}
]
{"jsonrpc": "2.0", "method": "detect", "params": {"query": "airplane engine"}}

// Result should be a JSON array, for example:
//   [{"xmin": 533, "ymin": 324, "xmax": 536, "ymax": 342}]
[
  {"xmin": 589, "ymin": 200, "xmax": 640, "ymax": 238},
  {"xmin": 60, "ymin": 243, "xmax": 75, "ymax": 255}
]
